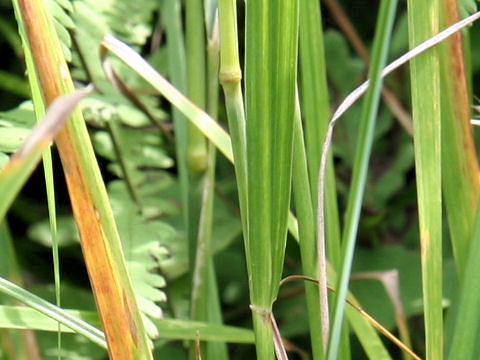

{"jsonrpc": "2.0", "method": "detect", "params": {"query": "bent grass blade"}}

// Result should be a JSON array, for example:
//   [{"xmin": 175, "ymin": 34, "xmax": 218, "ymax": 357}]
[
  {"xmin": 0, "ymin": 277, "xmax": 106, "ymax": 348},
  {"xmin": 0, "ymin": 86, "xmax": 94, "ymax": 222}
]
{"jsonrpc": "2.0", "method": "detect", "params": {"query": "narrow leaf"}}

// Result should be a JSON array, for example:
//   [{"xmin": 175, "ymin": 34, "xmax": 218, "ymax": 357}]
[
  {"xmin": 0, "ymin": 86, "xmax": 93, "ymax": 222},
  {"xmin": 326, "ymin": 1, "xmax": 398, "ymax": 358},
  {"xmin": 0, "ymin": 278, "xmax": 106, "ymax": 348},
  {"xmin": 407, "ymin": 0, "xmax": 443, "ymax": 359}
]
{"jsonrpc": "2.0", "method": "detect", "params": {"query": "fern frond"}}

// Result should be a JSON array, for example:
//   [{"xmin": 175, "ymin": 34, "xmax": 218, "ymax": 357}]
[
  {"xmin": 46, "ymin": 0, "xmax": 74, "ymax": 61},
  {"xmin": 107, "ymin": 179, "xmax": 176, "ymax": 339}
]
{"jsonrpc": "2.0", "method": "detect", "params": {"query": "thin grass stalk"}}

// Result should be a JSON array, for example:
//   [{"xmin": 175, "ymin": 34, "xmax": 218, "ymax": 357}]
[
  {"xmin": 38, "ymin": 91, "xmax": 62, "ymax": 360},
  {"xmin": 105, "ymin": 120, "xmax": 141, "ymax": 208},
  {"xmin": 439, "ymin": 0, "xmax": 480, "ymax": 283},
  {"xmin": 12, "ymin": 6, "xmax": 60, "ymax": 356},
  {"xmin": 407, "ymin": 1, "xmax": 443, "ymax": 359},
  {"xmin": 163, "ymin": 3, "xmax": 220, "ymax": 358},
  {"xmin": 192, "ymin": 14, "xmax": 228, "ymax": 360},
  {"xmin": 298, "ymin": 0, "xmax": 331, "ymax": 346},
  {"xmin": 184, "ymin": 5, "xmax": 209, "ymax": 325},
  {"xmin": 218, "ymin": 0, "xmax": 248, "ymax": 240},
  {"xmin": 28, "ymin": 43, "xmax": 61, "ymax": 360},
  {"xmin": 23, "ymin": 47, "xmax": 62, "ymax": 357},
  {"xmin": 42, "ymin": 154, "xmax": 62, "ymax": 360},
  {"xmin": 162, "ymin": 0, "xmax": 189, "ymax": 234},
  {"xmin": 298, "ymin": 0, "xmax": 331, "ymax": 208},
  {"xmin": 298, "ymin": 0, "xmax": 342, "ymax": 268},
  {"xmin": 325, "ymin": 1, "xmax": 398, "ymax": 358},
  {"xmin": 14, "ymin": 1, "xmax": 152, "ymax": 358},
  {"xmin": 298, "ymin": 3, "xmax": 347, "ymax": 355},
  {"xmin": 292, "ymin": 95, "xmax": 325, "ymax": 359},
  {"xmin": 184, "ymin": 10, "xmax": 208, "ymax": 350},
  {"xmin": 190, "ymin": 141, "xmax": 216, "ymax": 344},
  {"xmin": 190, "ymin": 8, "xmax": 221, "ymax": 322},
  {"xmin": 184, "ymin": 7, "xmax": 216, "ymax": 355}
]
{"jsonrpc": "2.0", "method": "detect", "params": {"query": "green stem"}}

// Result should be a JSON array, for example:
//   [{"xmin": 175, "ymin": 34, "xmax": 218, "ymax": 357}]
[
  {"xmin": 325, "ymin": 1, "xmax": 398, "ymax": 358},
  {"xmin": 218, "ymin": 0, "xmax": 248, "ymax": 252},
  {"xmin": 106, "ymin": 120, "xmax": 141, "ymax": 209}
]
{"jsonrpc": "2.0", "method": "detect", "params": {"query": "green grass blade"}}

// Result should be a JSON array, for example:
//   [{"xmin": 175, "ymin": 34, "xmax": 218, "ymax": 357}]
[
  {"xmin": 20, "ymin": 12, "xmax": 63, "ymax": 354},
  {"xmin": 162, "ymin": 0, "xmax": 189, "ymax": 231},
  {"xmin": 184, "ymin": 3, "xmax": 208, "ymax": 325},
  {"xmin": 0, "ymin": 278, "xmax": 106, "ymax": 348},
  {"xmin": 0, "ymin": 306, "xmax": 101, "ymax": 334},
  {"xmin": 218, "ymin": 0, "xmax": 248, "ymax": 241},
  {"xmin": 407, "ymin": 1, "xmax": 443, "ymax": 359},
  {"xmin": 0, "ymin": 305, "xmax": 255, "ymax": 344},
  {"xmin": 101, "ymin": 35, "xmax": 234, "ymax": 163},
  {"xmin": 193, "ymin": 16, "xmax": 228, "ymax": 359},
  {"xmin": 326, "ymin": 1, "xmax": 398, "ymax": 359},
  {"xmin": 185, "ymin": 0, "xmax": 207, "ymax": 278},
  {"xmin": 298, "ymin": 0, "xmax": 329, "ymax": 194},
  {"xmin": 154, "ymin": 319, "xmax": 254, "ymax": 343},
  {"xmin": 292, "ymin": 98, "xmax": 325, "ymax": 359},
  {"xmin": 298, "ymin": 0, "xmax": 345, "ymax": 355},
  {"xmin": 298, "ymin": 1, "xmax": 342, "ymax": 271},
  {"xmin": 244, "ymin": 1, "xmax": 299, "ymax": 358}
]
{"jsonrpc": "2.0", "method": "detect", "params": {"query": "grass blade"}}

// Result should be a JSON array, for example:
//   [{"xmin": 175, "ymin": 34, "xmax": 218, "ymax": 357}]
[
  {"xmin": 292, "ymin": 96, "xmax": 328, "ymax": 358},
  {"xmin": 325, "ymin": 1, "xmax": 398, "ymax": 358},
  {"xmin": 162, "ymin": 0, "xmax": 190, "ymax": 235},
  {"xmin": 0, "ymin": 306, "xmax": 255, "ymax": 344},
  {"xmin": 101, "ymin": 35, "xmax": 233, "ymax": 162},
  {"xmin": 0, "ymin": 278, "xmax": 106, "ymax": 348},
  {"xmin": 244, "ymin": 1, "xmax": 299, "ymax": 358},
  {"xmin": 298, "ymin": 0, "xmax": 343, "ymax": 355},
  {"xmin": 407, "ymin": 1, "xmax": 443, "ymax": 359}
]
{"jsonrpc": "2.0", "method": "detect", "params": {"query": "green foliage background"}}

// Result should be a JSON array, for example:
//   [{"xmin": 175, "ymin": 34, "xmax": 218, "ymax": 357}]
[{"xmin": 0, "ymin": 0, "xmax": 479, "ymax": 358}]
